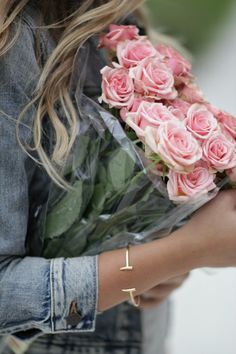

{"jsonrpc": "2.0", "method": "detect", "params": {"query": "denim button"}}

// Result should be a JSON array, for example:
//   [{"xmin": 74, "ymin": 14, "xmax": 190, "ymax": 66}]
[{"xmin": 66, "ymin": 301, "xmax": 82, "ymax": 327}]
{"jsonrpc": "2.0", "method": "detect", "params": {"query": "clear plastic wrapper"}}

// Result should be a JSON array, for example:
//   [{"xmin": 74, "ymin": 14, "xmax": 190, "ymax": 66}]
[{"xmin": 28, "ymin": 45, "xmax": 229, "ymax": 258}]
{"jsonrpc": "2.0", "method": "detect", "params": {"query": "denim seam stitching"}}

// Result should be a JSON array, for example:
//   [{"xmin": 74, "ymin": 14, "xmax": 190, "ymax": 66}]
[
  {"xmin": 50, "ymin": 259, "xmax": 55, "ymax": 332},
  {"xmin": 91, "ymin": 256, "xmax": 98, "ymax": 331}
]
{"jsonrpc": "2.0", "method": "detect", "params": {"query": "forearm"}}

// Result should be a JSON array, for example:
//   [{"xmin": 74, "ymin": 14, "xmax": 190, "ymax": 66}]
[{"xmin": 98, "ymin": 226, "xmax": 205, "ymax": 311}]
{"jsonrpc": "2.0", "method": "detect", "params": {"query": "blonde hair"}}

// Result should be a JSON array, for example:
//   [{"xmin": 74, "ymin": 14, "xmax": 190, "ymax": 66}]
[{"xmin": 0, "ymin": 0, "xmax": 144, "ymax": 188}]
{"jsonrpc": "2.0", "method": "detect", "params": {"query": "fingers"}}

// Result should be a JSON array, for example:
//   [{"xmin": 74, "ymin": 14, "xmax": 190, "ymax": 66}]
[
  {"xmin": 139, "ymin": 283, "xmax": 176, "ymax": 309},
  {"xmin": 226, "ymin": 168, "xmax": 236, "ymax": 182},
  {"xmin": 217, "ymin": 190, "xmax": 236, "ymax": 207},
  {"xmin": 139, "ymin": 285, "xmax": 174, "ymax": 309},
  {"xmin": 146, "ymin": 283, "xmax": 179, "ymax": 298},
  {"xmin": 138, "ymin": 296, "xmax": 163, "ymax": 309},
  {"xmin": 165, "ymin": 273, "xmax": 189, "ymax": 286},
  {"xmin": 139, "ymin": 273, "xmax": 189, "ymax": 309},
  {"xmin": 146, "ymin": 274, "xmax": 189, "ymax": 297}
]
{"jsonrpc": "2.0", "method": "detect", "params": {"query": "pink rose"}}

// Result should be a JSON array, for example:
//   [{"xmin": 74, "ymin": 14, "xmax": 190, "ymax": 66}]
[
  {"xmin": 219, "ymin": 123, "xmax": 235, "ymax": 143},
  {"xmin": 167, "ymin": 163, "xmax": 216, "ymax": 202},
  {"xmin": 205, "ymin": 105, "xmax": 235, "ymax": 140},
  {"xmin": 202, "ymin": 132, "xmax": 236, "ymax": 171},
  {"xmin": 217, "ymin": 111, "xmax": 236, "ymax": 139},
  {"xmin": 117, "ymin": 38, "xmax": 159, "ymax": 68},
  {"xmin": 185, "ymin": 103, "xmax": 218, "ymax": 140},
  {"xmin": 179, "ymin": 83, "xmax": 204, "ymax": 104},
  {"xmin": 168, "ymin": 99, "xmax": 191, "ymax": 121},
  {"xmin": 205, "ymin": 103, "xmax": 220, "ymax": 116},
  {"xmin": 99, "ymin": 24, "xmax": 139, "ymax": 50},
  {"xmin": 100, "ymin": 66, "xmax": 134, "ymax": 108},
  {"xmin": 156, "ymin": 43, "xmax": 192, "ymax": 81},
  {"xmin": 144, "ymin": 121, "xmax": 202, "ymax": 172},
  {"xmin": 120, "ymin": 96, "xmax": 145, "ymax": 121},
  {"xmin": 130, "ymin": 57, "xmax": 177, "ymax": 100},
  {"xmin": 125, "ymin": 101, "xmax": 177, "ymax": 137}
]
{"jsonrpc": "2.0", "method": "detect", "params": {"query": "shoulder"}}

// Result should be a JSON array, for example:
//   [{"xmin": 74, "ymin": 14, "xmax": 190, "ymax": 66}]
[
  {"xmin": 0, "ymin": 4, "xmax": 42, "ymax": 143},
  {"xmin": 0, "ymin": 1, "xmax": 54, "ymax": 101},
  {"xmin": 0, "ymin": 16, "xmax": 39, "ymax": 98}
]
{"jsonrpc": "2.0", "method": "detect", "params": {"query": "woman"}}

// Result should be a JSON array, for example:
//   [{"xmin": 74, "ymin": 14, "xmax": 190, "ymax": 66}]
[{"xmin": 1, "ymin": 1, "xmax": 236, "ymax": 354}]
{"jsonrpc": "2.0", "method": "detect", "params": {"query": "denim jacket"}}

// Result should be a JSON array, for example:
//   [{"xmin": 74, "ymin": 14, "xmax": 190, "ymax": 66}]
[
  {"xmin": 0, "ymin": 3, "xmax": 150, "ymax": 354},
  {"xmin": 0, "ymin": 4, "xmax": 99, "ymax": 337}
]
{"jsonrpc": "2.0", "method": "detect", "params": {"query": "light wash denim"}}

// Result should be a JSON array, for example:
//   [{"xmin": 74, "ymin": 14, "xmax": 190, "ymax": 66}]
[{"xmin": 0, "ymin": 3, "xmax": 98, "ymax": 338}]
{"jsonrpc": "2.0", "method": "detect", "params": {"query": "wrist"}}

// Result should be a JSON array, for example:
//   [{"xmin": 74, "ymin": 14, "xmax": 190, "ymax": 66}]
[
  {"xmin": 148, "ymin": 229, "xmax": 201, "ymax": 283},
  {"xmin": 151, "ymin": 226, "xmax": 207, "ymax": 282},
  {"xmin": 170, "ymin": 226, "xmax": 209, "ymax": 270}
]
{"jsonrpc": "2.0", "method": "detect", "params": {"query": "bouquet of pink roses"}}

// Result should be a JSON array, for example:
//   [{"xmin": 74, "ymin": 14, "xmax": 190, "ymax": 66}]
[
  {"xmin": 99, "ymin": 24, "xmax": 236, "ymax": 202},
  {"xmin": 35, "ymin": 25, "xmax": 236, "ymax": 259}
]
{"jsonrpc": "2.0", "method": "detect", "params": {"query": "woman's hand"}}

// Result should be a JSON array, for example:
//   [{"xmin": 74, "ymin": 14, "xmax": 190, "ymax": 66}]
[
  {"xmin": 178, "ymin": 190, "xmax": 236, "ymax": 268},
  {"xmin": 98, "ymin": 190, "xmax": 236, "ymax": 312},
  {"xmin": 139, "ymin": 274, "xmax": 188, "ymax": 309},
  {"xmin": 227, "ymin": 167, "xmax": 236, "ymax": 182}
]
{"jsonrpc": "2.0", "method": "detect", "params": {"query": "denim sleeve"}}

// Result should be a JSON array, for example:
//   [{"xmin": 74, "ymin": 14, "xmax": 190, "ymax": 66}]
[{"xmin": 0, "ymin": 20, "xmax": 98, "ymax": 335}]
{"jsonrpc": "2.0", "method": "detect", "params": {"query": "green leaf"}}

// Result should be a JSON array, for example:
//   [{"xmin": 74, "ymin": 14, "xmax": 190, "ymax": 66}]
[
  {"xmin": 126, "ymin": 130, "xmax": 138, "ymax": 142},
  {"xmin": 72, "ymin": 136, "xmax": 90, "ymax": 171},
  {"xmin": 97, "ymin": 164, "xmax": 107, "ymax": 183},
  {"xmin": 107, "ymin": 149, "xmax": 135, "ymax": 192},
  {"xmin": 44, "ymin": 180, "xmax": 83, "ymax": 239},
  {"xmin": 43, "ymin": 223, "xmax": 88, "ymax": 258},
  {"xmin": 90, "ymin": 183, "xmax": 106, "ymax": 213}
]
